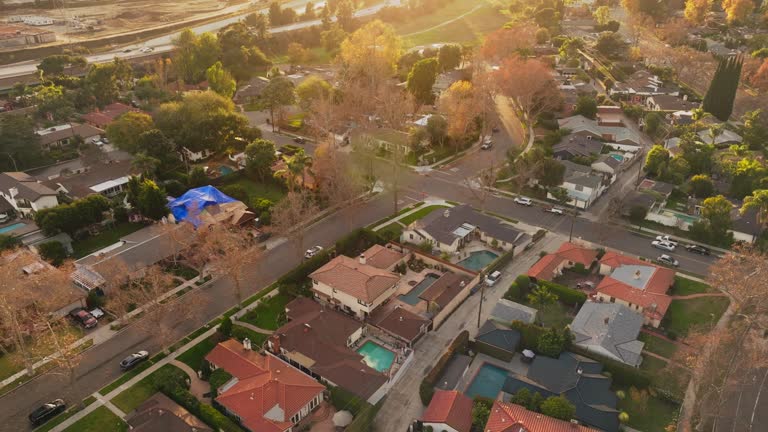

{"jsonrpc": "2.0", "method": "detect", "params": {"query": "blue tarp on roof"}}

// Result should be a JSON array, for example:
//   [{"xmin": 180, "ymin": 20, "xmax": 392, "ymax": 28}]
[{"xmin": 168, "ymin": 185, "xmax": 236, "ymax": 227}]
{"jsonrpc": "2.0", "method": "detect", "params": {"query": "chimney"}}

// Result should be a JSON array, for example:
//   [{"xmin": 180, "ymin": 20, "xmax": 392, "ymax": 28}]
[
  {"xmin": 269, "ymin": 334, "xmax": 281, "ymax": 354},
  {"xmin": 359, "ymin": 254, "xmax": 366, "ymax": 265},
  {"xmin": 399, "ymin": 316, "xmax": 404, "ymax": 322},
  {"xmin": 443, "ymin": 209, "xmax": 450, "ymax": 218},
  {"xmin": 243, "ymin": 337, "xmax": 252, "ymax": 351},
  {"xmin": 683, "ymin": 94, "xmax": 688, "ymax": 101},
  {"xmin": 604, "ymin": 317, "xmax": 609, "ymax": 325},
  {"xmin": 460, "ymin": 280, "xmax": 466, "ymax": 288},
  {"xmin": 577, "ymin": 367, "xmax": 583, "ymax": 375},
  {"xmin": 634, "ymin": 270, "xmax": 641, "ymax": 279}
]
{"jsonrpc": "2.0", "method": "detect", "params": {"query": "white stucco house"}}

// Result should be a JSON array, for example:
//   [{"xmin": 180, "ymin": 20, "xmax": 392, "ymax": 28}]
[{"xmin": 0, "ymin": 172, "xmax": 59, "ymax": 216}]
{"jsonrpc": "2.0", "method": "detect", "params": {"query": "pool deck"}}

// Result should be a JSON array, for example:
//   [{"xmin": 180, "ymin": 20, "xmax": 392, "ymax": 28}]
[{"xmin": 456, "ymin": 353, "xmax": 531, "ymax": 398}]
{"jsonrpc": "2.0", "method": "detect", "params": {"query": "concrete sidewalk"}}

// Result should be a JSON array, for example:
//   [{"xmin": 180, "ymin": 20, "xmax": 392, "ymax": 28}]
[{"xmin": 371, "ymin": 197, "xmax": 453, "ymax": 232}]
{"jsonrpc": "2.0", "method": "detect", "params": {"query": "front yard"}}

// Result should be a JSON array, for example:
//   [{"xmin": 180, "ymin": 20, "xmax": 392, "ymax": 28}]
[
  {"xmin": 670, "ymin": 276, "xmax": 717, "ymax": 296},
  {"xmin": 62, "ymin": 406, "xmax": 127, "ymax": 432},
  {"xmin": 638, "ymin": 332, "xmax": 678, "ymax": 358},
  {"xmin": 239, "ymin": 293, "xmax": 293, "ymax": 330},
  {"xmin": 663, "ymin": 296, "xmax": 730, "ymax": 337},
  {"xmin": 398, "ymin": 205, "xmax": 450, "ymax": 226},
  {"xmin": 111, "ymin": 364, "xmax": 188, "ymax": 413}
]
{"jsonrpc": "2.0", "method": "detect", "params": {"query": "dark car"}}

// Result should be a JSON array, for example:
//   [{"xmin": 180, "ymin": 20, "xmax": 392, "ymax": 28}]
[
  {"xmin": 685, "ymin": 244, "xmax": 711, "ymax": 255},
  {"xmin": 29, "ymin": 399, "xmax": 66, "ymax": 426},
  {"xmin": 69, "ymin": 308, "xmax": 97, "ymax": 329},
  {"xmin": 120, "ymin": 350, "xmax": 149, "ymax": 370}
]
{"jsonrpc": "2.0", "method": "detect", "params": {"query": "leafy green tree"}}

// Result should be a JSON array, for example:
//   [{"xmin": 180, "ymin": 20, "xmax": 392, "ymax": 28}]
[
  {"xmin": 258, "ymin": 77, "xmax": 296, "ymax": 132},
  {"xmin": 34, "ymin": 84, "xmax": 73, "ymax": 121},
  {"xmin": 741, "ymin": 189, "xmax": 768, "ymax": 238},
  {"xmin": 536, "ymin": 159, "xmax": 566, "ymax": 188},
  {"xmin": 35, "ymin": 195, "xmax": 111, "ymax": 235},
  {"xmin": 530, "ymin": 391, "xmax": 545, "ymax": 412},
  {"xmin": 132, "ymin": 152, "xmax": 161, "ymax": 178},
  {"xmin": 245, "ymin": 139, "xmax": 277, "ymax": 182},
  {"xmin": 426, "ymin": 115, "xmax": 448, "ymax": 146},
  {"xmin": 595, "ymin": 31, "xmax": 628, "ymax": 58},
  {"xmin": 535, "ymin": 8, "xmax": 559, "ymax": 28},
  {"xmin": 321, "ymin": 24, "xmax": 348, "ymax": 52},
  {"xmin": 219, "ymin": 316, "xmax": 233, "ymax": 338},
  {"xmin": 574, "ymin": 96, "xmax": 598, "ymax": 119},
  {"xmin": 135, "ymin": 129, "xmax": 178, "ymax": 172},
  {"xmin": 536, "ymin": 327, "xmax": 569, "ymax": 357},
  {"xmin": 628, "ymin": 205, "xmax": 648, "ymax": 230},
  {"xmin": 335, "ymin": 0, "xmax": 355, "ymax": 31},
  {"xmin": 188, "ymin": 166, "xmax": 209, "ymax": 188},
  {"xmin": 172, "ymin": 29, "xmax": 220, "ymax": 83},
  {"xmin": 645, "ymin": 145, "xmax": 671, "ymax": 177},
  {"xmin": 218, "ymin": 22, "xmax": 272, "ymax": 82},
  {"xmin": 438, "ymin": 44, "xmax": 462, "ymax": 71},
  {"xmin": 536, "ymin": 28, "xmax": 551, "ymax": 44},
  {"xmin": 106, "ymin": 112, "xmax": 156, "ymax": 153},
  {"xmin": 82, "ymin": 58, "xmax": 132, "ymax": 107},
  {"xmin": 296, "ymin": 76, "xmax": 332, "ymax": 111},
  {"xmin": 37, "ymin": 54, "xmax": 86, "ymax": 76},
  {"xmin": 527, "ymin": 285, "xmax": 558, "ymax": 306},
  {"xmin": 0, "ymin": 113, "xmax": 40, "ymax": 170},
  {"xmin": 38, "ymin": 241, "xmax": 67, "ymax": 266},
  {"xmin": 644, "ymin": 112, "xmax": 663, "ymax": 137},
  {"xmin": 137, "ymin": 180, "xmax": 168, "ymax": 220},
  {"xmin": 729, "ymin": 157, "xmax": 766, "ymax": 199},
  {"xmin": 512, "ymin": 388, "xmax": 533, "ymax": 407},
  {"xmin": 541, "ymin": 396, "xmax": 576, "ymax": 421},
  {"xmin": 471, "ymin": 400, "xmax": 492, "ymax": 430},
  {"xmin": 406, "ymin": 58, "xmax": 439, "ymax": 107},
  {"xmin": 0, "ymin": 234, "xmax": 19, "ymax": 251},
  {"xmin": 740, "ymin": 110, "xmax": 768, "ymax": 150},
  {"xmin": 206, "ymin": 62, "xmax": 236, "ymax": 98},
  {"xmin": 689, "ymin": 174, "xmax": 715, "ymax": 198},
  {"xmin": 593, "ymin": 5, "xmax": 611, "ymax": 25},
  {"xmin": 703, "ymin": 55, "xmax": 743, "ymax": 121}
]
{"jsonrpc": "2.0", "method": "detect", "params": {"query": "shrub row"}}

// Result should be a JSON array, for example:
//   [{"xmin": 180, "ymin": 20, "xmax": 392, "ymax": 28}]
[
  {"xmin": 335, "ymin": 228, "xmax": 387, "ymax": 257},
  {"xmin": 504, "ymin": 275, "xmax": 532, "ymax": 301},
  {"xmin": 328, "ymin": 385, "xmax": 369, "ymax": 416},
  {"xmin": 161, "ymin": 383, "xmax": 245, "ymax": 432},
  {"xmin": 486, "ymin": 247, "xmax": 516, "ymax": 275},
  {"xmin": 538, "ymin": 280, "xmax": 587, "ymax": 306},
  {"xmin": 420, "ymin": 330, "xmax": 469, "ymax": 405}
]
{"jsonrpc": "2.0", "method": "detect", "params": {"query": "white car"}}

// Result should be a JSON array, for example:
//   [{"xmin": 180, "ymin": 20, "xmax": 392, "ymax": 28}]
[
  {"xmin": 139, "ymin": 47, "xmax": 154, "ymax": 53},
  {"xmin": 485, "ymin": 270, "xmax": 502, "ymax": 287},
  {"xmin": 651, "ymin": 240, "xmax": 676, "ymax": 252},
  {"xmin": 514, "ymin": 197, "xmax": 533, "ymax": 206},
  {"xmin": 304, "ymin": 245, "xmax": 323, "ymax": 259},
  {"xmin": 480, "ymin": 136, "xmax": 493, "ymax": 150},
  {"xmin": 544, "ymin": 206, "xmax": 565, "ymax": 215},
  {"xmin": 656, "ymin": 254, "xmax": 679, "ymax": 267},
  {"xmin": 655, "ymin": 235, "xmax": 678, "ymax": 247}
]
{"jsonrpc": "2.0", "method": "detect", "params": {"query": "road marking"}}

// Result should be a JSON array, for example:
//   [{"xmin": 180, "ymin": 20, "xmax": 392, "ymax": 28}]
[{"xmin": 749, "ymin": 368, "xmax": 768, "ymax": 430}]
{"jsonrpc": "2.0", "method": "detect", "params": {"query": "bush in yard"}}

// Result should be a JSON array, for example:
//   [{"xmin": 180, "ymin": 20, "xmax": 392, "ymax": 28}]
[
  {"xmin": 540, "ymin": 395, "xmax": 576, "ymax": 421},
  {"xmin": 538, "ymin": 280, "xmax": 587, "ymax": 306},
  {"xmin": 571, "ymin": 262, "xmax": 590, "ymax": 274},
  {"xmin": 209, "ymin": 368, "xmax": 233, "ymax": 396},
  {"xmin": 38, "ymin": 241, "xmax": 68, "ymax": 266},
  {"xmin": 86, "ymin": 290, "xmax": 105, "ymax": 309},
  {"xmin": 504, "ymin": 282, "xmax": 522, "ymax": 301},
  {"xmin": 536, "ymin": 327, "xmax": 571, "ymax": 357},
  {"xmin": 219, "ymin": 316, "xmax": 233, "ymax": 338},
  {"xmin": 510, "ymin": 321, "xmax": 546, "ymax": 351}
]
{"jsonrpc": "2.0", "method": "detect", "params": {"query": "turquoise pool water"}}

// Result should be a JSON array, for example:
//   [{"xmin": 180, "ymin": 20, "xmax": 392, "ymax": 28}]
[
  {"xmin": 398, "ymin": 273, "xmax": 440, "ymax": 305},
  {"xmin": 219, "ymin": 166, "xmax": 234, "ymax": 176},
  {"xmin": 356, "ymin": 341, "xmax": 395, "ymax": 372},
  {"xmin": 0, "ymin": 222, "xmax": 25, "ymax": 234},
  {"xmin": 465, "ymin": 363, "xmax": 509, "ymax": 399},
  {"xmin": 610, "ymin": 154, "xmax": 624, "ymax": 162},
  {"xmin": 458, "ymin": 250, "xmax": 499, "ymax": 271}
]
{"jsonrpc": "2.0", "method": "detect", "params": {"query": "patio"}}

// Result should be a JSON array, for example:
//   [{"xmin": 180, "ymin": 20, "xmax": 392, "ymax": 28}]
[{"xmin": 554, "ymin": 268, "xmax": 603, "ymax": 295}]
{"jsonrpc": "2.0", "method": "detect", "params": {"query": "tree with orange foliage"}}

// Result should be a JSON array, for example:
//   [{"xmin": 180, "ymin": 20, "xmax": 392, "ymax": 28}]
[
  {"xmin": 684, "ymin": 0, "xmax": 712, "ymax": 25},
  {"xmin": 722, "ymin": 0, "xmax": 754, "ymax": 24},
  {"xmin": 493, "ymin": 56, "xmax": 561, "ymax": 125},
  {"xmin": 749, "ymin": 58, "xmax": 768, "ymax": 91},
  {"xmin": 438, "ymin": 80, "xmax": 480, "ymax": 146},
  {"xmin": 478, "ymin": 24, "xmax": 536, "ymax": 62}
]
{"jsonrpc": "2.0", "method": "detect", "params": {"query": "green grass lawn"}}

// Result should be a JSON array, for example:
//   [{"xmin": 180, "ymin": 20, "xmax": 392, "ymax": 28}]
[
  {"xmin": 72, "ymin": 222, "xmax": 145, "ymax": 258},
  {"xmin": 529, "ymin": 301, "xmax": 574, "ymax": 329},
  {"xmin": 220, "ymin": 176, "xmax": 286, "ymax": 204},
  {"xmin": 176, "ymin": 335, "xmax": 221, "ymax": 372},
  {"xmin": 239, "ymin": 294, "xmax": 293, "ymax": 330},
  {"xmin": 670, "ymin": 276, "xmax": 716, "ymax": 296},
  {"xmin": 399, "ymin": 205, "xmax": 450, "ymax": 226},
  {"xmin": 0, "ymin": 353, "xmax": 20, "ymax": 382},
  {"xmin": 62, "ymin": 406, "xmax": 128, "ymax": 432},
  {"xmin": 663, "ymin": 296, "xmax": 730, "ymax": 336},
  {"xmin": 616, "ymin": 386, "xmax": 680, "ymax": 432},
  {"xmin": 401, "ymin": 1, "xmax": 509, "ymax": 47},
  {"xmin": 377, "ymin": 222, "xmax": 404, "ymax": 240},
  {"xmin": 640, "ymin": 355, "xmax": 668, "ymax": 375},
  {"xmin": 231, "ymin": 325, "xmax": 269, "ymax": 349},
  {"xmin": 111, "ymin": 364, "xmax": 188, "ymax": 413},
  {"xmin": 638, "ymin": 333, "xmax": 678, "ymax": 359}
]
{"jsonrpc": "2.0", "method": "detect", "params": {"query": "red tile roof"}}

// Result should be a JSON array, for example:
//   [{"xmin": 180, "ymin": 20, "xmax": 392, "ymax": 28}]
[
  {"xmin": 555, "ymin": 242, "xmax": 599, "ymax": 266},
  {"xmin": 310, "ymin": 255, "xmax": 400, "ymax": 303},
  {"xmin": 528, "ymin": 242, "xmax": 598, "ymax": 281},
  {"xmin": 363, "ymin": 244, "xmax": 405, "ymax": 270},
  {"xmin": 484, "ymin": 401, "xmax": 600, "ymax": 432},
  {"xmin": 421, "ymin": 390, "xmax": 473, "ymax": 432},
  {"xmin": 205, "ymin": 340, "xmax": 324, "ymax": 432},
  {"xmin": 81, "ymin": 103, "xmax": 137, "ymax": 128},
  {"xmin": 596, "ymin": 252, "xmax": 675, "ymax": 320},
  {"xmin": 527, "ymin": 254, "xmax": 566, "ymax": 281}
]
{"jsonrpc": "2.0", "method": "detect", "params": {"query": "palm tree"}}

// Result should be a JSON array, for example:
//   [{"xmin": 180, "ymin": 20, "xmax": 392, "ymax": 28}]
[
  {"xmin": 527, "ymin": 285, "xmax": 558, "ymax": 306},
  {"xmin": 741, "ymin": 189, "xmax": 768, "ymax": 241},
  {"xmin": 691, "ymin": 108, "xmax": 710, "ymax": 132},
  {"xmin": 289, "ymin": 149, "xmax": 312, "ymax": 188}
]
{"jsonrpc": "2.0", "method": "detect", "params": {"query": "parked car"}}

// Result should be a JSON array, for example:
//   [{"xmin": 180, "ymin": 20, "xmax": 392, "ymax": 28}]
[
  {"xmin": 514, "ymin": 197, "xmax": 533, "ymax": 206},
  {"xmin": 304, "ymin": 245, "xmax": 323, "ymax": 259},
  {"xmin": 29, "ymin": 399, "xmax": 66, "ymax": 426},
  {"xmin": 656, "ymin": 254, "xmax": 679, "ymax": 267},
  {"xmin": 651, "ymin": 240, "xmax": 676, "ymax": 252},
  {"xmin": 655, "ymin": 235, "xmax": 678, "ymax": 246},
  {"xmin": 120, "ymin": 350, "xmax": 149, "ymax": 370},
  {"xmin": 480, "ymin": 136, "xmax": 493, "ymax": 150},
  {"xmin": 543, "ymin": 206, "xmax": 565, "ymax": 215},
  {"xmin": 485, "ymin": 270, "xmax": 502, "ymax": 286},
  {"xmin": 69, "ymin": 308, "xmax": 97, "ymax": 329},
  {"xmin": 685, "ymin": 244, "xmax": 711, "ymax": 255},
  {"xmin": 293, "ymin": 136, "xmax": 307, "ymax": 144},
  {"xmin": 576, "ymin": 281, "xmax": 595, "ymax": 289}
]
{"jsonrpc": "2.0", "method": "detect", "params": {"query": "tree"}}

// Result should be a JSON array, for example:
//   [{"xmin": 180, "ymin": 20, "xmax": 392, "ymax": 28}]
[
  {"xmin": 218, "ymin": 22, "xmax": 271, "ymax": 81},
  {"xmin": 196, "ymin": 225, "xmax": 260, "ymax": 306},
  {"xmin": 37, "ymin": 241, "xmax": 67, "ymax": 266},
  {"xmin": 35, "ymin": 195, "xmax": 111, "ymax": 236},
  {"xmin": 536, "ymin": 28, "xmax": 551, "ymax": 44},
  {"xmin": 438, "ymin": 80, "xmax": 480, "ymax": 147},
  {"xmin": 471, "ymin": 400, "xmax": 491, "ymax": 430},
  {"xmin": 106, "ymin": 111, "xmax": 155, "ymax": 153},
  {"xmin": 321, "ymin": 24, "xmax": 348, "ymax": 52},
  {"xmin": 741, "ymin": 189, "xmax": 768, "ymax": 238},
  {"xmin": 479, "ymin": 25, "xmax": 537, "ymax": 61},
  {"xmin": 536, "ymin": 159, "xmax": 566, "ymax": 187},
  {"xmin": 270, "ymin": 190, "xmax": 320, "ymax": 258},
  {"xmin": 494, "ymin": 56, "xmax": 561, "ymax": 126},
  {"xmin": 593, "ymin": 6, "xmax": 611, "ymax": 25},
  {"xmin": 335, "ymin": 0, "xmax": 355, "ymax": 31},
  {"xmin": 287, "ymin": 42, "xmax": 310, "ymax": 66},
  {"xmin": 188, "ymin": 166, "xmax": 209, "ymax": 188},
  {"xmin": 172, "ymin": 29, "xmax": 220, "ymax": 83},
  {"xmin": 437, "ymin": 44, "xmax": 462, "ymax": 71},
  {"xmin": 37, "ymin": 54, "xmax": 86, "ymax": 76},
  {"xmin": 628, "ymin": 205, "xmax": 648, "ymax": 230},
  {"xmin": 722, "ymin": 0, "xmax": 754, "ymax": 24},
  {"xmin": 527, "ymin": 285, "xmax": 558, "ymax": 306},
  {"xmin": 574, "ymin": 96, "xmax": 598, "ymax": 119},
  {"xmin": 244, "ymin": 139, "xmax": 277, "ymax": 182},
  {"xmin": 337, "ymin": 20, "xmax": 402, "ymax": 90},
  {"xmin": 312, "ymin": 143, "xmax": 362, "ymax": 215},
  {"xmin": 536, "ymin": 327, "xmax": 570, "ymax": 357},
  {"xmin": 729, "ymin": 157, "xmax": 766, "ymax": 199},
  {"xmin": 535, "ymin": 8, "xmax": 559, "ymax": 28},
  {"xmin": 296, "ymin": 76, "xmax": 333, "ymax": 111},
  {"xmin": 690, "ymin": 195, "xmax": 733, "ymax": 245},
  {"xmin": 206, "ymin": 62, "xmax": 236, "ymax": 99},
  {"xmin": 132, "ymin": 152, "xmax": 161, "ymax": 178},
  {"xmin": 595, "ymin": 32, "xmax": 628, "ymax": 59},
  {"xmin": 541, "ymin": 396, "xmax": 576, "ymax": 421},
  {"xmin": 703, "ymin": 56, "xmax": 743, "ymax": 121},
  {"xmin": 34, "ymin": 84, "xmax": 73, "ymax": 121},
  {"xmin": 277, "ymin": 148, "xmax": 312, "ymax": 191},
  {"xmin": 645, "ymin": 145, "xmax": 671, "ymax": 177},
  {"xmin": 258, "ymin": 76, "xmax": 296, "ymax": 132},
  {"xmin": 406, "ymin": 58, "xmax": 439, "ymax": 107},
  {"xmin": 137, "ymin": 180, "xmax": 168, "ymax": 220},
  {"xmin": 740, "ymin": 110, "xmax": 768, "ymax": 150},
  {"xmin": 685, "ymin": 0, "xmax": 713, "ymax": 25},
  {"xmin": 689, "ymin": 174, "xmax": 715, "ymax": 198},
  {"xmin": 426, "ymin": 115, "xmax": 448, "ymax": 147}
]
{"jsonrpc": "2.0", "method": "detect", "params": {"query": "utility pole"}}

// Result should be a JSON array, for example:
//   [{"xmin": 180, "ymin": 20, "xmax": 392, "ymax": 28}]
[{"xmin": 477, "ymin": 271, "xmax": 485, "ymax": 328}]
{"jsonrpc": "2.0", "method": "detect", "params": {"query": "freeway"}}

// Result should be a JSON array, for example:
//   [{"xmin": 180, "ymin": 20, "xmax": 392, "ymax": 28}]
[{"xmin": 0, "ymin": 0, "xmax": 402, "ymax": 80}]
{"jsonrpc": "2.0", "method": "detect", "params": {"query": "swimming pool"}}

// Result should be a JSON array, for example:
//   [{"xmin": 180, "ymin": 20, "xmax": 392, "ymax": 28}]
[
  {"xmin": 0, "ymin": 222, "xmax": 25, "ymax": 235},
  {"xmin": 465, "ymin": 363, "xmax": 509, "ymax": 399},
  {"xmin": 219, "ymin": 165, "xmax": 235, "ymax": 176},
  {"xmin": 398, "ymin": 273, "xmax": 440, "ymax": 305},
  {"xmin": 458, "ymin": 250, "xmax": 499, "ymax": 271},
  {"xmin": 610, "ymin": 154, "xmax": 624, "ymax": 162},
  {"xmin": 356, "ymin": 341, "xmax": 395, "ymax": 372}
]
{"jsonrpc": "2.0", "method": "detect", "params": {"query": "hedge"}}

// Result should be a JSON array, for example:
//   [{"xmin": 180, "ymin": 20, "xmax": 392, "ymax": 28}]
[
  {"xmin": 504, "ymin": 275, "xmax": 532, "ymax": 301},
  {"xmin": 335, "ymin": 228, "xmax": 386, "ymax": 257},
  {"xmin": 209, "ymin": 368, "xmax": 233, "ymax": 396},
  {"xmin": 509, "ymin": 321, "xmax": 548, "ymax": 351},
  {"xmin": 328, "ymin": 385, "xmax": 368, "ymax": 415},
  {"xmin": 538, "ymin": 280, "xmax": 587, "ymax": 306},
  {"xmin": 568, "ymin": 344, "xmax": 652, "ymax": 388},
  {"xmin": 345, "ymin": 399, "xmax": 384, "ymax": 432},
  {"xmin": 420, "ymin": 330, "xmax": 469, "ymax": 405},
  {"xmin": 161, "ymin": 383, "xmax": 245, "ymax": 432}
]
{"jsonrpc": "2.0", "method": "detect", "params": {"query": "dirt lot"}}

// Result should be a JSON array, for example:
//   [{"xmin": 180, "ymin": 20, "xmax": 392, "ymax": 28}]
[{"xmin": 7, "ymin": 0, "xmax": 248, "ymax": 40}]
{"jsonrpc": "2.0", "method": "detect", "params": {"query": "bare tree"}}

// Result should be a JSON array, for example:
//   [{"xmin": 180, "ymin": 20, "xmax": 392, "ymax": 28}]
[
  {"xmin": 313, "ymin": 143, "xmax": 364, "ymax": 209},
  {"xmin": 463, "ymin": 162, "xmax": 499, "ymax": 211},
  {"xmin": 271, "ymin": 190, "xmax": 320, "ymax": 259}
]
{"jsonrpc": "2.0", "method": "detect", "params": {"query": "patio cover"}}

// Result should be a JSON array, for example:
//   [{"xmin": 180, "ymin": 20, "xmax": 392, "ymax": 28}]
[{"xmin": 167, "ymin": 185, "xmax": 236, "ymax": 227}]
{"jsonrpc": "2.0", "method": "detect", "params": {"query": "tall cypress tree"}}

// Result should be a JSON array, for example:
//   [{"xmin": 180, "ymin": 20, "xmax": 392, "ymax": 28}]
[{"xmin": 703, "ymin": 55, "xmax": 743, "ymax": 122}]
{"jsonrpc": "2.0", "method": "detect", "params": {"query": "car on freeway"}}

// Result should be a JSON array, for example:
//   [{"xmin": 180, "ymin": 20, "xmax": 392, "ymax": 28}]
[
  {"xmin": 685, "ymin": 244, "xmax": 711, "ymax": 255},
  {"xmin": 139, "ymin": 47, "xmax": 154, "ymax": 53},
  {"xmin": 304, "ymin": 245, "xmax": 323, "ymax": 259},
  {"xmin": 120, "ymin": 350, "xmax": 150, "ymax": 370},
  {"xmin": 651, "ymin": 240, "xmax": 676, "ymax": 252},
  {"xmin": 514, "ymin": 197, "xmax": 533, "ymax": 206},
  {"xmin": 69, "ymin": 307, "xmax": 97, "ymax": 329},
  {"xmin": 485, "ymin": 270, "xmax": 502, "ymax": 287},
  {"xmin": 480, "ymin": 136, "xmax": 493, "ymax": 150},
  {"xmin": 655, "ymin": 235, "xmax": 678, "ymax": 246},
  {"xmin": 656, "ymin": 254, "xmax": 679, "ymax": 267},
  {"xmin": 29, "ymin": 399, "xmax": 66, "ymax": 426},
  {"xmin": 123, "ymin": 48, "xmax": 133, "ymax": 53},
  {"xmin": 543, "ymin": 206, "xmax": 565, "ymax": 215}
]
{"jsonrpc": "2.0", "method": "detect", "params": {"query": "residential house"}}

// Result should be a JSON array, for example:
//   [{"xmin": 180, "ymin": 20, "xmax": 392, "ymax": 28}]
[
  {"xmin": 416, "ymin": 270, "xmax": 473, "ymax": 326},
  {"xmin": 205, "ymin": 339, "xmax": 325, "ymax": 432},
  {"xmin": 474, "ymin": 320, "xmax": 521, "ymax": 361},
  {"xmin": 570, "ymin": 302, "xmax": 645, "ymax": 367},
  {"xmin": 180, "ymin": 147, "xmax": 213, "ymax": 162},
  {"xmin": 268, "ymin": 297, "xmax": 388, "ymax": 402},
  {"xmin": 645, "ymin": 95, "xmax": 698, "ymax": 113},
  {"xmin": 36, "ymin": 123, "xmax": 104, "ymax": 150},
  {"xmin": 552, "ymin": 134, "xmax": 603, "ymax": 161},
  {"xmin": 558, "ymin": 115, "xmax": 640, "ymax": 146},
  {"xmin": 233, "ymin": 76, "xmax": 270, "ymax": 105},
  {"xmin": 363, "ymin": 243, "xmax": 406, "ymax": 270},
  {"xmin": 527, "ymin": 241, "xmax": 598, "ymax": 282},
  {"xmin": 125, "ymin": 392, "xmax": 213, "ymax": 432},
  {"xmin": 484, "ymin": 401, "xmax": 601, "ymax": 432},
  {"xmin": 309, "ymin": 251, "xmax": 401, "ymax": 319},
  {"xmin": 671, "ymin": 110, "xmax": 694, "ymax": 126},
  {"xmin": 548, "ymin": 161, "xmax": 606, "ymax": 209},
  {"xmin": 609, "ymin": 69, "xmax": 679, "ymax": 103},
  {"xmin": 433, "ymin": 70, "xmax": 466, "ymax": 96},
  {"xmin": 619, "ymin": 191, "xmax": 657, "ymax": 217},
  {"xmin": 596, "ymin": 106, "xmax": 623, "ymax": 126},
  {"xmin": 595, "ymin": 252, "xmax": 675, "ymax": 327},
  {"xmin": 637, "ymin": 178, "xmax": 675, "ymax": 199},
  {"xmin": 0, "ymin": 172, "xmax": 59, "ymax": 216},
  {"xmin": 402, "ymin": 204, "xmax": 528, "ymax": 253},
  {"xmin": 81, "ymin": 103, "xmax": 138, "ymax": 129},
  {"xmin": 502, "ymin": 352, "xmax": 620, "ymax": 432},
  {"xmin": 696, "ymin": 128, "xmax": 743, "ymax": 147},
  {"xmin": 421, "ymin": 390, "xmax": 473, "ymax": 432},
  {"xmin": 370, "ymin": 305, "xmax": 430, "ymax": 347},
  {"xmin": 490, "ymin": 298, "xmax": 538, "ymax": 324},
  {"xmin": 591, "ymin": 154, "xmax": 621, "ymax": 176},
  {"xmin": 730, "ymin": 207, "xmax": 761, "ymax": 243}
]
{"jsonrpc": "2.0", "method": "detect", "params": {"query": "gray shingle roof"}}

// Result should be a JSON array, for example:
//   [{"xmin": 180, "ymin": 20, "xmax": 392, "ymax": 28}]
[
  {"xmin": 558, "ymin": 115, "xmax": 640, "ymax": 144},
  {"xmin": 0, "ymin": 172, "xmax": 58, "ymax": 201},
  {"xmin": 490, "ymin": 298, "xmax": 537, "ymax": 324},
  {"xmin": 554, "ymin": 134, "xmax": 604, "ymax": 159},
  {"xmin": 416, "ymin": 205, "xmax": 526, "ymax": 246},
  {"xmin": 475, "ymin": 320, "xmax": 521, "ymax": 353},
  {"xmin": 571, "ymin": 302, "xmax": 645, "ymax": 367}
]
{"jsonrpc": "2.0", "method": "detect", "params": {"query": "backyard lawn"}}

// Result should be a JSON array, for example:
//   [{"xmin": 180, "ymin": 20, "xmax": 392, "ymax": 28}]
[
  {"xmin": 62, "ymin": 406, "xmax": 128, "ymax": 432},
  {"xmin": 616, "ymin": 386, "xmax": 680, "ymax": 432},
  {"xmin": 219, "ymin": 175, "xmax": 286, "ymax": 204},
  {"xmin": 528, "ymin": 301, "xmax": 574, "ymax": 329},
  {"xmin": 640, "ymin": 355, "xmax": 668, "ymax": 375},
  {"xmin": 239, "ymin": 294, "xmax": 293, "ymax": 330},
  {"xmin": 663, "ymin": 296, "xmax": 730, "ymax": 336},
  {"xmin": 670, "ymin": 276, "xmax": 716, "ymax": 296},
  {"xmin": 111, "ymin": 364, "xmax": 188, "ymax": 413},
  {"xmin": 399, "ymin": 205, "xmax": 450, "ymax": 226},
  {"xmin": 176, "ymin": 334, "xmax": 221, "ymax": 372},
  {"xmin": 72, "ymin": 222, "xmax": 145, "ymax": 258},
  {"xmin": 638, "ymin": 332, "xmax": 678, "ymax": 358}
]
